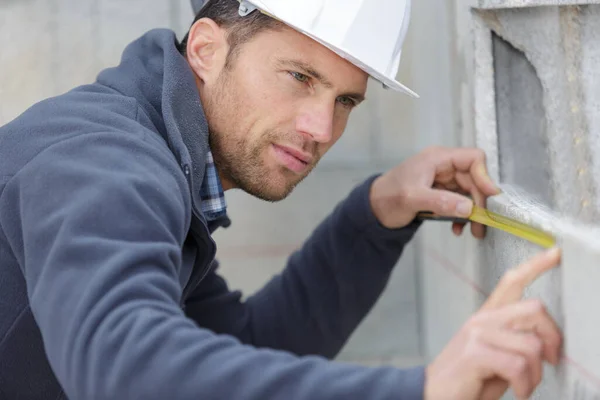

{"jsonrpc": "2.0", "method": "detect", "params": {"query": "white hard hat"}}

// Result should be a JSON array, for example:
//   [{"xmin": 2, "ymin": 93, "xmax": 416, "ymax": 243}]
[
  {"xmin": 238, "ymin": 0, "xmax": 418, "ymax": 97},
  {"xmin": 191, "ymin": 0, "xmax": 208, "ymax": 13}
]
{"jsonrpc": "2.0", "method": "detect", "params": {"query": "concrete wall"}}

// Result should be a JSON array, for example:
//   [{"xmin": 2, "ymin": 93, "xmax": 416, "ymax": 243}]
[
  {"xmin": 419, "ymin": 2, "xmax": 600, "ymax": 399},
  {"xmin": 477, "ymin": 4, "xmax": 600, "ymax": 399},
  {"xmin": 0, "ymin": 0, "xmax": 195, "ymax": 126}
]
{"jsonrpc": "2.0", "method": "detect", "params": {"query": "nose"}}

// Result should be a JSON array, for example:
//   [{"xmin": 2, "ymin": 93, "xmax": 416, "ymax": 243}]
[{"xmin": 295, "ymin": 102, "xmax": 334, "ymax": 144}]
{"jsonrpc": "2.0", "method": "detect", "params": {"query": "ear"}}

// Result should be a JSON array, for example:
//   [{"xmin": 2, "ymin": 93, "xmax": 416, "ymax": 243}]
[{"xmin": 186, "ymin": 18, "xmax": 229, "ymax": 85}]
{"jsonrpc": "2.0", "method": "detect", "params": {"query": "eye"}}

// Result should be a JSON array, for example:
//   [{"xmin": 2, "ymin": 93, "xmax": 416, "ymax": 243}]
[
  {"xmin": 289, "ymin": 71, "xmax": 309, "ymax": 83},
  {"xmin": 337, "ymin": 96, "xmax": 357, "ymax": 109}
]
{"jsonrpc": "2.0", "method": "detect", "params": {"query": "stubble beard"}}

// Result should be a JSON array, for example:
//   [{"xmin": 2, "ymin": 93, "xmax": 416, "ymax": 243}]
[{"xmin": 204, "ymin": 71, "xmax": 318, "ymax": 202}]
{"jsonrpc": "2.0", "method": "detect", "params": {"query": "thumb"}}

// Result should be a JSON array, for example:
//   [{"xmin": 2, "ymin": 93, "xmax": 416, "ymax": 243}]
[{"xmin": 413, "ymin": 187, "xmax": 473, "ymax": 219}]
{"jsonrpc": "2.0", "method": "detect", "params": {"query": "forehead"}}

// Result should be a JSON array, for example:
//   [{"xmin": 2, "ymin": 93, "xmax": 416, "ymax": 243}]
[{"xmin": 243, "ymin": 25, "xmax": 369, "ymax": 88}]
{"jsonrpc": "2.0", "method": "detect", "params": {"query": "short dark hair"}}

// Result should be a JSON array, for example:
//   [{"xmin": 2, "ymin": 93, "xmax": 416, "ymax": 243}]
[{"xmin": 178, "ymin": 0, "xmax": 284, "ymax": 67}]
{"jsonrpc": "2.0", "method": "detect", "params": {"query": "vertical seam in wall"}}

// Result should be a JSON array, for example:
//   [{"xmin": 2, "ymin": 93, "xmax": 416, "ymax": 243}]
[
  {"xmin": 449, "ymin": 2, "xmax": 462, "ymax": 147},
  {"xmin": 472, "ymin": 11, "xmax": 501, "ymax": 182},
  {"xmin": 559, "ymin": 6, "xmax": 598, "ymax": 222},
  {"xmin": 48, "ymin": 0, "xmax": 59, "ymax": 95},
  {"xmin": 90, "ymin": 0, "xmax": 101, "ymax": 72},
  {"xmin": 170, "ymin": 0, "xmax": 181, "ymax": 38}
]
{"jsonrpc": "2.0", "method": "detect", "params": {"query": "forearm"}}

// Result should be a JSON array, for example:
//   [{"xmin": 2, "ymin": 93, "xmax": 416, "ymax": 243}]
[
  {"xmin": 55, "ymin": 290, "xmax": 425, "ymax": 400},
  {"xmin": 245, "ymin": 175, "xmax": 421, "ymax": 357}
]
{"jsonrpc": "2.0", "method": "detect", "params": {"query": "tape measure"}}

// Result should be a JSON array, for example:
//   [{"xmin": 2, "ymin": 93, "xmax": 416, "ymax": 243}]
[{"xmin": 417, "ymin": 205, "xmax": 556, "ymax": 249}]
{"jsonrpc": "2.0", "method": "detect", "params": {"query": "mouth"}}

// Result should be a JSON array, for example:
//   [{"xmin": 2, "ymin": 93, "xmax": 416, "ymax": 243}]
[{"xmin": 271, "ymin": 144, "xmax": 313, "ymax": 174}]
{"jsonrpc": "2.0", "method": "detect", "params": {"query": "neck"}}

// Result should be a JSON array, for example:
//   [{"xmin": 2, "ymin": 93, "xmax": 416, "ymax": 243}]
[{"xmin": 219, "ymin": 172, "xmax": 235, "ymax": 191}]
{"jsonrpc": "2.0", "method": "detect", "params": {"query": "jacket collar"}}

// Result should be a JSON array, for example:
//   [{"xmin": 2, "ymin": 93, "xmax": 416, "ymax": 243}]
[{"xmin": 96, "ymin": 28, "xmax": 210, "ymax": 216}]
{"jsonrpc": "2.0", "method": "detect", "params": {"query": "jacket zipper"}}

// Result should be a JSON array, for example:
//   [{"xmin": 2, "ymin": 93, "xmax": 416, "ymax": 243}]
[{"xmin": 180, "ymin": 164, "xmax": 218, "ymax": 305}]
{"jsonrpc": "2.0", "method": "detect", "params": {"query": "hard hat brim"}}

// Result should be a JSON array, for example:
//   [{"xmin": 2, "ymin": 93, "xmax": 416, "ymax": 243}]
[
  {"xmin": 296, "ymin": 29, "xmax": 419, "ymax": 98},
  {"xmin": 329, "ymin": 43, "xmax": 420, "ymax": 98},
  {"xmin": 238, "ymin": 0, "xmax": 419, "ymax": 98},
  {"xmin": 275, "ymin": 20, "xmax": 419, "ymax": 97}
]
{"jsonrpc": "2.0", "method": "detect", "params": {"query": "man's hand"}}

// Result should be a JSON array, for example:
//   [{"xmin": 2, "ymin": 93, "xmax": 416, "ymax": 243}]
[
  {"xmin": 369, "ymin": 146, "xmax": 500, "ymax": 238},
  {"xmin": 425, "ymin": 248, "xmax": 563, "ymax": 400}
]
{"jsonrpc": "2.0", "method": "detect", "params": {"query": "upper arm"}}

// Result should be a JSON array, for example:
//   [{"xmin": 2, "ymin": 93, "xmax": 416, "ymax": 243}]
[{"xmin": 0, "ymin": 131, "xmax": 191, "ymax": 392}]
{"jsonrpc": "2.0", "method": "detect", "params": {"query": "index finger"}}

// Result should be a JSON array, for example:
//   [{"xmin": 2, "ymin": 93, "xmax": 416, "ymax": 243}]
[{"xmin": 483, "ymin": 248, "xmax": 562, "ymax": 310}]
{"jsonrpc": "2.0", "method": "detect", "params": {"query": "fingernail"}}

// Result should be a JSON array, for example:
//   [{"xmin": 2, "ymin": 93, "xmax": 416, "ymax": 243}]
[
  {"xmin": 456, "ymin": 201, "xmax": 473, "ymax": 217},
  {"xmin": 547, "ymin": 248, "xmax": 561, "ymax": 258}
]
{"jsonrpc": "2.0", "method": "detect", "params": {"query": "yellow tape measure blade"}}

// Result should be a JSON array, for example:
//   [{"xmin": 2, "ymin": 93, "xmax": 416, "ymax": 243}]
[{"xmin": 469, "ymin": 206, "xmax": 556, "ymax": 249}]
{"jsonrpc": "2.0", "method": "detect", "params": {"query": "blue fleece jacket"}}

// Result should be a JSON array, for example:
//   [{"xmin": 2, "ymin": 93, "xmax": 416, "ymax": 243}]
[{"xmin": 0, "ymin": 29, "xmax": 424, "ymax": 399}]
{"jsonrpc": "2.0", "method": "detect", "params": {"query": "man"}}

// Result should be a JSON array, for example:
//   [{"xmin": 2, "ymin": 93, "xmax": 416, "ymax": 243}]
[{"xmin": 0, "ymin": 0, "xmax": 562, "ymax": 399}]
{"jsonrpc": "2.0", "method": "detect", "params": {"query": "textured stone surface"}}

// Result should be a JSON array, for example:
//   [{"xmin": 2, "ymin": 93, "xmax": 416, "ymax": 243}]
[
  {"xmin": 478, "ymin": 0, "xmax": 600, "ymax": 8},
  {"xmin": 580, "ymin": 6, "xmax": 600, "ymax": 217},
  {"xmin": 493, "ymin": 33, "xmax": 554, "ymax": 207},
  {"xmin": 561, "ymin": 226, "xmax": 600, "ymax": 398},
  {"xmin": 475, "ymin": 6, "xmax": 600, "ymax": 222},
  {"xmin": 470, "ymin": 4, "xmax": 600, "ymax": 398},
  {"xmin": 483, "ymin": 192, "xmax": 564, "ymax": 399}
]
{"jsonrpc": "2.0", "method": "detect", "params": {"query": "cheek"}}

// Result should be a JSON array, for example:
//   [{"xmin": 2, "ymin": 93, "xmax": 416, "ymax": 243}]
[{"xmin": 239, "ymin": 71, "xmax": 297, "ymax": 126}]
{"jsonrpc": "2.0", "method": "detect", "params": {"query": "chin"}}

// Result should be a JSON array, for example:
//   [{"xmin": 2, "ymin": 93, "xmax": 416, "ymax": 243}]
[
  {"xmin": 242, "ymin": 173, "xmax": 304, "ymax": 202},
  {"xmin": 251, "ymin": 190, "xmax": 292, "ymax": 202},
  {"xmin": 247, "ymin": 182, "xmax": 298, "ymax": 202}
]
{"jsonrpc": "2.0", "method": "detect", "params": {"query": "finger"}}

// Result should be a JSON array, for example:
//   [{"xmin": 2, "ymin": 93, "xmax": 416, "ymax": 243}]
[
  {"xmin": 473, "ymin": 341, "xmax": 534, "ymax": 400},
  {"xmin": 410, "ymin": 187, "xmax": 473, "ymax": 219},
  {"xmin": 432, "ymin": 147, "xmax": 499, "ymax": 196},
  {"xmin": 483, "ymin": 248, "xmax": 562, "ymax": 308},
  {"xmin": 452, "ymin": 222, "xmax": 465, "ymax": 236},
  {"xmin": 480, "ymin": 329, "xmax": 544, "ymax": 390},
  {"xmin": 433, "ymin": 179, "xmax": 479, "ymax": 237},
  {"xmin": 430, "ymin": 154, "xmax": 457, "ymax": 187},
  {"xmin": 477, "ymin": 299, "xmax": 563, "ymax": 365},
  {"xmin": 433, "ymin": 180, "xmax": 461, "ymax": 192},
  {"xmin": 480, "ymin": 378, "xmax": 509, "ymax": 400},
  {"xmin": 445, "ymin": 148, "xmax": 500, "ymax": 197},
  {"xmin": 455, "ymin": 171, "xmax": 483, "ymax": 201},
  {"xmin": 433, "ymin": 181, "xmax": 472, "ymax": 199},
  {"xmin": 471, "ymin": 219, "xmax": 486, "ymax": 239},
  {"xmin": 455, "ymin": 172, "xmax": 487, "ymax": 239},
  {"xmin": 509, "ymin": 307, "xmax": 563, "ymax": 365}
]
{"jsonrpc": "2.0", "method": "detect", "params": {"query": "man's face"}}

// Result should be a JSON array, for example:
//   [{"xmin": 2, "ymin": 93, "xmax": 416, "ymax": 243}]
[{"xmin": 198, "ymin": 24, "xmax": 368, "ymax": 201}]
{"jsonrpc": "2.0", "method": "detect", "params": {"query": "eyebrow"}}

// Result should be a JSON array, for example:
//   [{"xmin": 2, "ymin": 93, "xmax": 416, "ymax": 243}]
[{"xmin": 276, "ymin": 58, "xmax": 366, "ymax": 103}]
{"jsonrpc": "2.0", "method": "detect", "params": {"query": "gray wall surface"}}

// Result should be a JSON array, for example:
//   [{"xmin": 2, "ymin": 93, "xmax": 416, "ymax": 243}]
[
  {"xmin": 493, "ymin": 32, "xmax": 554, "ymax": 207},
  {"xmin": 417, "ymin": 2, "xmax": 600, "ymax": 399}
]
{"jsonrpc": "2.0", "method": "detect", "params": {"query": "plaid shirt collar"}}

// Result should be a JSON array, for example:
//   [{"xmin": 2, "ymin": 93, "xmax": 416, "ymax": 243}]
[{"xmin": 199, "ymin": 151, "xmax": 227, "ymax": 221}]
